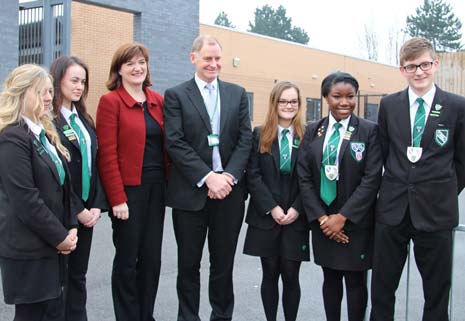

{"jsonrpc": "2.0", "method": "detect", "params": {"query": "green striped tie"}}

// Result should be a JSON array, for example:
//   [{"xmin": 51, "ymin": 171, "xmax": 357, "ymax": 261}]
[
  {"xmin": 320, "ymin": 122, "xmax": 342, "ymax": 206},
  {"xmin": 280, "ymin": 128, "xmax": 291, "ymax": 174},
  {"xmin": 39, "ymin": 129, "xmax": 65, "ymax": 186},
  {"xmin": 413, "ymin": 97, "xmax": 426, "ymax": 147},
  {"xmin": 70, "ymin": 114, "xmax": 90, "ymax": 201}
]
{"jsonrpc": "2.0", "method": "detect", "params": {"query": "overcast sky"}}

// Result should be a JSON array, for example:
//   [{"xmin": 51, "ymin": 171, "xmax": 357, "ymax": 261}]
[{"xmin": 199, "ymin": 0, "xmax": 465, "ymax": 65}]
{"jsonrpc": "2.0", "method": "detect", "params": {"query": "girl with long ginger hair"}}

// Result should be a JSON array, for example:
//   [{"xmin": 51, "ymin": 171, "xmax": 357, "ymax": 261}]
[{"xmin": 244, "ymin": 81, "xmax": 309, "ymax": 321}]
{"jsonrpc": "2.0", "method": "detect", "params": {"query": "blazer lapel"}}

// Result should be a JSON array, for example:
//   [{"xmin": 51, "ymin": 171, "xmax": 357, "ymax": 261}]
[
  {"xmin": 338, "ymin": 115, "xmax": 359, "ymax": 164},
  {"xmin": 314, "ymin": 118, "xmax": 328, "ymax": 172},
  {"xmin": 398, "ymin": 89, "xmax": 413, "ymax": 147},
  {"xmin": 421, "ymin": 86, "xmax": 443, "ymax": 148},
  {"xmin": 271, "ymin": 139, "xmax": 280, "ymax": 175},
  {"xmin": 79, "ymin": 114, "xmax": 98, "ymax": 163},
  {"xmin": 30, "ymin": 130, "xmax": 61, "ymax": 184},
  {"xmin": 218, "ymin": 81, "xmax": 231, "ymax": 134},
  {"xmin": 290, "ymin": 134, "xmax": 300, "ymax": 174},
  {"xmin": 56, "ymin": 115, "xmax": 80, "ymax": 151},
  {"xmin": 186, "ymin": 79, "xmax": 212, "ymax": 132}
]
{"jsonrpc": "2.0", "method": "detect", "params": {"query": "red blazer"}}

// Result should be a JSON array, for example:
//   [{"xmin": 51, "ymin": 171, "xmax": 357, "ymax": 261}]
[{"xmin": 96, "ymin": 86, "xmax": 168, "ymax": 207}]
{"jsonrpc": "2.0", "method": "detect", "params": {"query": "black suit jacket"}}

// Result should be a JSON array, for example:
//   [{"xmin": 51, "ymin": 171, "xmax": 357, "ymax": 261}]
[
  {"xmin": 245, "ymin": 126, "xmax": 308, "ymax": 231},
  {"xmin": 164, "ymin": 78, "xmax": 252, "ymax": 211},
  {"xmin": 0, "ymin": 123, "xmax": 82, "ymax": 259},
  {"xmin": 376, "ymin": 86, "xmax": 465, "ymax": 231},
  {"xmin": 298, "ymin": 115, "xmax": 382, "ymax": 231},
  {"xmin": 55, "ymin": 113, "xmax": 107, "ymax": 210}
]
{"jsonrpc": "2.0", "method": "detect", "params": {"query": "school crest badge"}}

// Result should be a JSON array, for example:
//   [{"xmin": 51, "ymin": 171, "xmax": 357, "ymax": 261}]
[
  {"xmin": 435, "ymin": 129, "xmax": 449, "ymax": 147},
  {"xmin": 350, "ymin": 142, "xmax": 365, "ymax": 162}
]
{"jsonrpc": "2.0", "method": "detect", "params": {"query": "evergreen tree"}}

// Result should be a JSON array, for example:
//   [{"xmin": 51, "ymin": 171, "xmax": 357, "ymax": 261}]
[
  {"xmin": 248, "ymin": 5, "xmax": 309, "ymax": 45},
  {"xmin": 214, "ymin": 11, "xmax": 235, "ymax": 28},
  {"xmin": 406, "ymin": 0, "xmax": 462, "ymax": 51}
]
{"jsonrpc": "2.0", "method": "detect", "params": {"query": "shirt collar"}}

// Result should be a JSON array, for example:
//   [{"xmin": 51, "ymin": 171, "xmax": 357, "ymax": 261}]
[
  {"xmin": 278, "ymin": 125, "xmax": 294, "ymax": 137},
  {"xmin": 194, "ymin": 73, "xmax": 218, "ymax": 92},
  {"xmin": 408, "ymin": 85, "xmax": 436, "ymax": 108},
  {"xmin": 328, "ymin": 112, "xmax": 351, "ymax": 132},
  {"xmin": 21, "ymin": 116, "xmax": 44, "ymax": 137},
  {"xmin": 60, "ymin": 105, "xmax": 78, "ymax": 122}
]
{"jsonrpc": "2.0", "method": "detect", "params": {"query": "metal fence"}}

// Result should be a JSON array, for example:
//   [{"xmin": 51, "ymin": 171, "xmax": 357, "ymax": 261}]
[
  {"xmin": 364, "ymin": 223, "xmax": 465, "ymax": 321},
  {"xmin": 18, "ymin": 0, "xmax": 70, "ymax": 66}
]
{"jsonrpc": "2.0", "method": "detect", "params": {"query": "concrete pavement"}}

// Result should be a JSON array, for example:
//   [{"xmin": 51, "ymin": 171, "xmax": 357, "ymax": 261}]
[{"xmin": 1, "ymin": 194, "xmax": 465, "ymax": 320}]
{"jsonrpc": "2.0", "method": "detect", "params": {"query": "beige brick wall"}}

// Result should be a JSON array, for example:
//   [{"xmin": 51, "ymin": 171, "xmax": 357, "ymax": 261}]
[
  {"xmin": 200, "ymin": 24, "xmax": 406, "ymax": 127},
  {"xmin": 70, "ymin": 1, "xmax": 134, "ymax": 118}
]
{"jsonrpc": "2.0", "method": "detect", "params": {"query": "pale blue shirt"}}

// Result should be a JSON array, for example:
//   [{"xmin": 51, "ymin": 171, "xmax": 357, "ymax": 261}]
[
  {"xmin": 60, "ymin": 106, "xmax": 92, "ymax": 173},
  {"xmin": 194, "ymin": 74, "xmax": 235, "ymax": 187}
]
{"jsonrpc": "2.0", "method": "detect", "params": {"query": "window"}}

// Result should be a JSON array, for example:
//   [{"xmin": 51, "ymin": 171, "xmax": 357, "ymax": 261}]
[
  {"xmin": 365, "ymin": 103, "xmax": 379, "ymax": 122},
  {"xmin": 247, "ymin": 92, "xmax": 254, "ymax": 121},
  {"xmin": 306, "ymin": 98, "xmax": 321, "ymax": 121}
]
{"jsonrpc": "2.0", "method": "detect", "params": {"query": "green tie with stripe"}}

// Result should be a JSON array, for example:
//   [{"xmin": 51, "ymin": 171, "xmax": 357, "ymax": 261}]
[
  {"xmin": 70, "ymin": 114, "xmax": 90, "ymax": 201},
  {"xmin": 320, "ymin": 122, "xmax": 342, "ymax": 206},
  {"xmin": 280, "ymin": 128, "xmax": 291, "ymax": 175},
  {"xmin": 39, "ymin": 129, "xmax": 65, "ymax": 186},
  {"xmin": 413, "ymin": 97, "xmax": 426, "ymax": 147}
]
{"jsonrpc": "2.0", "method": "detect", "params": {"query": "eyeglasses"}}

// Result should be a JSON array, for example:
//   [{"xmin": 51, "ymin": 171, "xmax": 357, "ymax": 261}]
[
  {"xmin": 278, "ymin": 99, "xmax": 299, "ymax": 106},
  {"xmin": 402, "ymin": 61, "xmax": 434, "ymax": 73}
]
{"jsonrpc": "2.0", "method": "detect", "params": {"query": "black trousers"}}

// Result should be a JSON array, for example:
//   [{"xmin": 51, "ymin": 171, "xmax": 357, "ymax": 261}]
[
  {"xmin": 65, "ymin": 224, "xmax": 93, "ymax": 321},
  {"xmin": 173, "ymin": 185, "xmax": 245, "ymax": 321},
  {"xmin": 14, "ymin": 294, "xmax": 64, "ymax": 321},
  {"xmin": 370, "ymin": 213, "xmax": 453, "ymax": 321},
  {"xmin": 111, "ymin": 181, "xmax": 165, "ymax": 321}
]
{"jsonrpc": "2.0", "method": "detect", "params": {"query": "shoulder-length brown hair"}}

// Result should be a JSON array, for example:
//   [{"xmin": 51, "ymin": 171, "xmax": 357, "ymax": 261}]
[
  {"xmin": 50, "ymin": 55, "xmax": 94, "ymax": 128},
  {"xmin": 106, "ymin": 43, "xmax": 152, "ymax": 91},
  {"xmin": 260, "ymin": 81, "xmax": 305, "ymax": 154}
]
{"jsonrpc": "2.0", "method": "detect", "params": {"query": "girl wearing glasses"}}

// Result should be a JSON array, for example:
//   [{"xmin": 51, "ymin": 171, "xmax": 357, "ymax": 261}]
[
  {"xmin": 244, "ymin": 81, "xmax": 309, "ymax": 321},
  {"xmin": 297, "ymin": 72, "xmax": 382, "ymax": 321}
]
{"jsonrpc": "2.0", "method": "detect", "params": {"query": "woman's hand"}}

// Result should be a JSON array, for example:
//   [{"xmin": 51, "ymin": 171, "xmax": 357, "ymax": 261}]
[
  {"xmin": 86, "ymin": 208, "xmax": 101, "ymax": 227},
  {"xmin": 271, "ymin": 206, "xmax": 286, "ymax": 225},
  {"xmin": 77, "ymin": 209, "xmax": 93, "ymax": 226},
  {"xmin": 57, "ymin": 229, "xmax": 78, "ymax": 254},
  {"xmin": 280, "ymin": 207, "xmax": 299, "ymax": 225},
  {"xmin": 112, "ymin": 202, "xmax": 129, "ymax": 220},
  {"xmin": 320, "ymin": 213, "xmax": 349, "ymax": 243}
]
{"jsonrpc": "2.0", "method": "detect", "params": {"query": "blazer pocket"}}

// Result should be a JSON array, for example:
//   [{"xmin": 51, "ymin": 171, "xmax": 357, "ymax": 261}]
[{"xmin": 8, "ymin": 220, "xmax": 46, "ymax": 253}]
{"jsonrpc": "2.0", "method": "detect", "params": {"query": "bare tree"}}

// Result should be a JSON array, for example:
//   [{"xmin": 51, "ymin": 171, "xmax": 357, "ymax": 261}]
[
  {"xmin": 386, "ymin": 26, "xmax": 406, "ymax": 65},
  {"xmin": 359, "ymin": 23, "xmax": 378, "ymax": 61}
]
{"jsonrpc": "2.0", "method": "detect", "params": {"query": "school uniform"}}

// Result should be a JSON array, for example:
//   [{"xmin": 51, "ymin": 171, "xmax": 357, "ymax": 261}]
[
  {"xmin": 370, "ymin": 85, "xmax": 465, "ymax": 321},
  {"xmin": 244, "ymin": 126, "xmax": 309, "ymax": 261},
  {"xmin": 0, "ymin": 119, "xmax": 82, "ymax": 321},
  {"xmin": 298, "ymin": 114, "xmax": 382, "ymax": 321},
  {"xmin": 55, "ymin": 107, "xmax": 107, "ymax": 321}
]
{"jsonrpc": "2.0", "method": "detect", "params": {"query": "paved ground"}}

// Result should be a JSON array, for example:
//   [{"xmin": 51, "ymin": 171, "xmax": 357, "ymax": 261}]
[{"xmin": 1, "ymin": 194, "xmax": 465, "ymax": 321}]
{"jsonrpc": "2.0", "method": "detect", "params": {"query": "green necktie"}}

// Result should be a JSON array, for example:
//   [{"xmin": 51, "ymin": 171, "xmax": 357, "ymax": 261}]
[
  {"xmin": 280, "ymin": 128, "xmax": 291, "ymax": 175},
  {"xmin": 413, "ymin": 97, "xmax": 426, "ymax": 147},
  {"xmin": 69, "ymin": 114, "xmax": 90, "ymax": 201},
  {"xmin": 39, "ymin": 129, "xmax": 65, "ymax": 186},
  {"xmin": 320, "ymin": 122, "xmax": 342, "ymax": 206}
]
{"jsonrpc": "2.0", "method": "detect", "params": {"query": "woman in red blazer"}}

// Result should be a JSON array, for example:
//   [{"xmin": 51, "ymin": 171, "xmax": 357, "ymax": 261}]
[{"xmin": 96, "ymin": 43, "xmax": 168, "ymax": 321}]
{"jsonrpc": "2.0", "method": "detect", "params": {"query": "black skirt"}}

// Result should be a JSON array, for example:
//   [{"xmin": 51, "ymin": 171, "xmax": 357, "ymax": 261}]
[
  {"xmin": 0, "ymin": 255, "xmax": 64, "ymax": 304},
  {"xmin": 311, "ymin": 223, "xmax": 373, "ymax": 271},
  {"xmin": 244, "ymin": 174, "xmax": 310, "ymax": 261}
]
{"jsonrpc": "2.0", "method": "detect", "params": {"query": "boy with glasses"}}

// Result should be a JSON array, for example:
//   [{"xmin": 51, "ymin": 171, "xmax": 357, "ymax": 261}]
[{"xmin": 370, "ymin": 37, "xmax": 465, "ymax": 321}]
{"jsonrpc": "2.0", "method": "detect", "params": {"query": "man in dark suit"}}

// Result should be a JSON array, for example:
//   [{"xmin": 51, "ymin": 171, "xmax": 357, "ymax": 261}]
[
  {"xmin": 164, "ymin": 35, "xmax": 252, "ymax": 321},
  {"xmin": 370, "ymin": 38, "xmax": 465, "ymax": 321}
]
